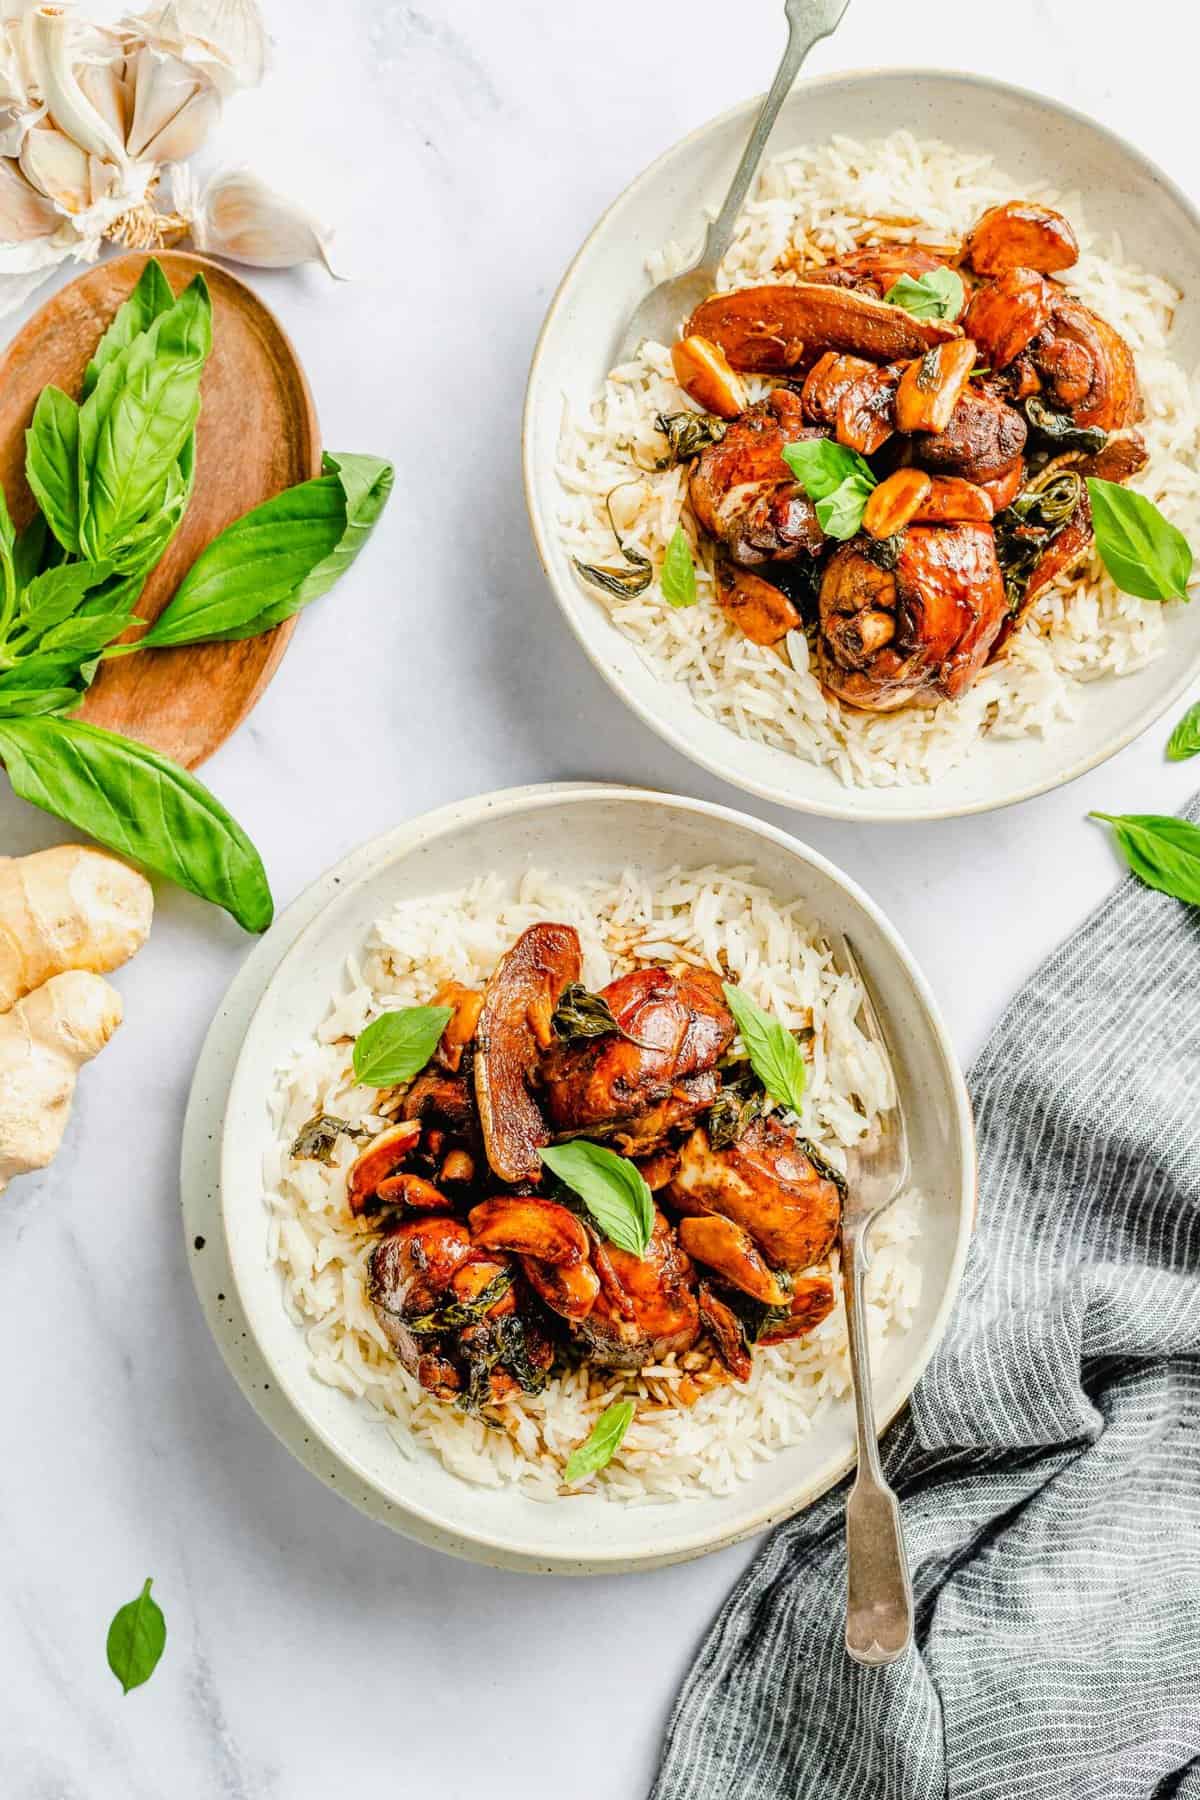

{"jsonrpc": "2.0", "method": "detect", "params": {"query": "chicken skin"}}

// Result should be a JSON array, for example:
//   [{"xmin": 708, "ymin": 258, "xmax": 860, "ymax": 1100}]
[
  {"xmin": 817, "ymin": 524, "xmax": 1009, "ymax": 711},
  {"xmin": 688, "ymin": 390, "xmax": 826, "ymax": 565},
  {"xmin": 576, "ymin": 1208, "xmax": 701, "ymax": 1368},
  {"xmin": 670, "ymin": 1116, "xmax": 841, "ymax": 1274}
]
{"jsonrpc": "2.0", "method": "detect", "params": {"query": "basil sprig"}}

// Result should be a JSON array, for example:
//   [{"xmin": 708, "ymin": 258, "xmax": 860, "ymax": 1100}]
[
  {"xmin": 883, "ymin": 266, "xmax": 964, "ymax": 321},
  {"xmin": 563, "ymin": 1397, "xmax": 635, "ymax": 1484},
  {"xmin": 1166, "ymin": 702, "xmax": 1200, "ymax": 762},
  {"xmin": 1087, "ymin": 478, "xmax": 1194, "ymax": 603},
  {"xmin": 1090, "ymin": 811, "xmax": 1200, "ymax": 904},
  {"xmin": 0, "ymin": 716, "xmax": 273, "ymax": 931},
  {"xmin": 352, "ymin": 1006, "xmax": 453, "ymax": 1086},
  {"xmin": 106, "ymin": 1578, "xmax": 167, "ymax": 1695},
  {"xmin": 539, "ymin": 1140, "xmax": 654, "ymax": 1258},
  {"xmin": 782, "ymin": 438, "xmax": 877, "ymax": 541},
  {"xmin": 721, "ymin": 983, "xmax": 808, "ymax": 1114},
  {"xmin": 661, "ymin": 523, "xmax": 697, "ymax": 608}
]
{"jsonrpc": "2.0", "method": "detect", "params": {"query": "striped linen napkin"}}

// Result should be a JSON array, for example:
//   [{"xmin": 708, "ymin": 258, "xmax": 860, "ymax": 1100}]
[{"xmin": 652, "ymin": 798, "xmax": 1200, "ymax": 1800}]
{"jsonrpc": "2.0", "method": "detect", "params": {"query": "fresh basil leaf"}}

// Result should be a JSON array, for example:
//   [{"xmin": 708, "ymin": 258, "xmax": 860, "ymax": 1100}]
[
  {"xmin": 661, "ymin": 523, "xmax": 697, "ymax": 608},
  {"xmin": 816, "ymin": 474, "xmax": 875, "ymax": 541},
  {"xmin": 0, "ymin": 481, "xmax": 13, "ymax": 562},
  {"xmin": 84, "ymin": 259, "xmax": 176, "ymax": 399},
  {"xmin": 1089, "ymin": 811, "xmax": 1200, "ymax": 905},
  {"xmin": 26, "ymin": 386, "xmax": 82, "ymax": 555},
  {"xmin": 1086, "ymin": 478, "xmax": 1194, "ymax": 602},
  {"xmin": 0, "ymin": 650, "xmax": 92, "ymax": 694},
  {"xmin": 883, "ymin": 266, "xmax": 964, "ymax": 321},
  {"xmin": 36, "ymin": 606, "xmax": 137, "ymax": 656},
  {"xmin": 79, "ymin": 275, "xmax": 211, "ymax": 560},
  {"xmin": 539, "ymin": 1140, "xmax": 654, "ymax": 1258},
  {"xmin": 0, "ymin": 716, "xmax": 274, "ymax": 931},
  {"xmin": 1167, "ymin": 702, "xmax": 1200, "ymax": 762},
  {"xmin": 0, "ymin": 685, "xmax": 79, "ymax": 717},
  {"xmin": 563, "ymin": 1398, "xmax": 635, "ymax": 1485},
  {"xmin": 782, "ymin": 437, "xmax": 876, "ymax": 503},
  {"xmin": 13, "ymin": 560, "xmax": 114, "ymax": 641},
  {"xmin": 352, "ymin": 1005, "xmax": 453, "ymax": 1086},
  {"xmin": 12, "ymin": 512, "xmax": 50, "ymax": 589},
  {"xmin": 721, "ymin": 983, "xmax": 808, "ymax": 1114},
  {"xmin": 106, "ymin": 1578, "xmax": 166, "ymax": 1695}
]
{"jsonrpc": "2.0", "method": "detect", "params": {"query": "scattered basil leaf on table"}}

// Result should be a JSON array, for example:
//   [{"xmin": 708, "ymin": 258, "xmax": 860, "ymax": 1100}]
[
  {"xmin": 352, "ymin": 1006, "xmax": 454, "ymax": 1086},
  {"xmin": 26, "ymin": 386, "xmax": 82, "ymax": 555},
  {"xmin": 539, "ymin": 1140, "xmax": 654, "ymax": 1258},
  {"xmin": 563, "ymin": 1397, "xmax": 636, "ymax": 1485},
  {"xmin": 883, "ymin": 266, "xmax": 964, "ymax": 321},
  {"xmin": 1090, "ymin": 811, "xmax": 1200, "ymax": 905},
  {"xmin": 721, "ymin": 983, "xmax": 808, "ymax": 1114},
  {"xmin": 106, "ymin": 1578, "xmax": 166, "ymax": 1695},
  {"xmin": 1086, "ymin": 478, "xmax": 1194, "ymax": 603},
  {"xmin": 1166, "ymin": 702, "xmax": 1200, "ymax": 762},
  {"xmin": 661, "ymin": 523, "xmax": 697, "ymax": 608},
  {"xmin": 0, "ymin": 717, "xmax": 274, "ymax": 931}
]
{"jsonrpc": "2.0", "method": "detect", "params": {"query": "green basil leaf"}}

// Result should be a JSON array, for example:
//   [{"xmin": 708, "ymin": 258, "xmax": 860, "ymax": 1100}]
[
  {"xmin": 0, "ymin": 650, "xmax": 92, "ymax": 694},
  {"xmin": 1089, "ymin": 810, "xmax": 1200, "ymax": 905},
  {"xmin": 0, "ymin": 716, "xmax": 273, "ymax": 931},
  {"xmin": 538, "ymin": 1140, "xmax": 654, "ymax": 1258},
  {"xmin": 815, "ymin": 474, "xmax": 875, "ymax": 541},
  {"xmin": 563, "ymin": 1398, "xmax": 635, "ymax": 1485},
  {"xmin": 883, "ymin": 266, "xmax": 964, "ymax": 321},
  {"xmin": 352, "ymin": 1005, "xmax": 453, "ymax": 1086},
  {"xmin": 660, "ymin": 523, "xmax": 697, "ymax": 608},
  {"xmin": 1166, "ymin": 701, "xmax": 1200, "ymax": 762},
  {"xmin": 79, "ymin": 275, "xmax": 211, "ymax": 560},
  {"xmin": 106, "ymin": 1578, "xmax": 166, "ymax": 1695},
  {"xmin": 1086, "ymin": 478, "xmax": 1194, "ymax": 602},
  {"xmin": 14, "ymin": 560, "xmax": 115, "ymax": 640},
  {"xmin": 26, "ymin": 386, "xmax": 82, "ymax": 555},
  {"xmin": 0, "ymin": 685, "xmax": 79, "ymax": 717},
  {"xmin": 782, "ymin": 437, "xmax": 876, "ymax": 502},
  {"xmin": 0, "ymin": 481, "xmax": 13, "ymax": 562},
  {"xmin": 12, "ymin": 512, "xmax": 50, "ymax": 589},
  {"xmin": 721, "ymin": 983, "xmax": 808, "ymax": 1113},
  {"xmin": 84, "ymin": 259, "xmax": 176, "ymax": 399},
  {"xmin": 36, "ymin": 606, "xmax": 137, "ymax": 656}
]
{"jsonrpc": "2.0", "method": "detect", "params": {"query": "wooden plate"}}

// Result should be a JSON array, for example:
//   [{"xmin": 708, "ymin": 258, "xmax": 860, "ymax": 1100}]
[{"xmin": 0, "ymin": 251, "xmax": 320, "ymax": 769}]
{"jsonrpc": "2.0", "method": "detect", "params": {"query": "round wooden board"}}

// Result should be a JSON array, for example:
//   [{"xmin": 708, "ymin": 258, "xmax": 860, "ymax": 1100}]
[{"xmin": 0, "ymin": 250, "xmax": 321, "ymax": 769}]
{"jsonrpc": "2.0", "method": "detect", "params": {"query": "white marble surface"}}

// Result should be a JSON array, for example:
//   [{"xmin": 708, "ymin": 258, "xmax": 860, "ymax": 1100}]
[{"xmin": 1, "ymin": 2, "xmax": 1197, "ymax": 1794}]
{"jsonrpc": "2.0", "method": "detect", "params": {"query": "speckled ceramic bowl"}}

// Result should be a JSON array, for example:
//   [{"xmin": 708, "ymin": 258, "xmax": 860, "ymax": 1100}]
[
  {"xmin": 523, "ymin": 70, "xmax": 1200, "ymax": 821},
  {"xmin": 205, "ymin": 784, "xmax": 974, "ymax": 1573}
]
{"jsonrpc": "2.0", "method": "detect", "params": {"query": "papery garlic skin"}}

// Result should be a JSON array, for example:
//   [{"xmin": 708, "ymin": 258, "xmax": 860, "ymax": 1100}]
[
  {"xmin": 183, "ymin": 166, "xmax": 339, "ymax": 275},
  {"xmin": 124, "ymin": 0, "xmax": 267, "ymax": 96}
]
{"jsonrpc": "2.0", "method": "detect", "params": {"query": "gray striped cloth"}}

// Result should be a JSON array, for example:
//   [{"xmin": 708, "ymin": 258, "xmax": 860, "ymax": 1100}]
[{"xmin": 652, "ymin": 798, "xmax": 1200, "ymax": 1800}]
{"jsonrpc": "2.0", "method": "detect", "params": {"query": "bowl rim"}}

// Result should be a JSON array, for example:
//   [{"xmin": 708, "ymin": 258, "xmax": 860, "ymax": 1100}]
[
  {"xmin": 218, "ymin": 780, "xmax": 976, "ymax": 1570},
  {"xmin": 522, "ymin": 66, "xmax": 1200, "ymax": 824}
]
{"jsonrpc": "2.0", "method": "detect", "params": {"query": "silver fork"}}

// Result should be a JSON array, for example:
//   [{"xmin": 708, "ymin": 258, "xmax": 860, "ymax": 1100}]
[
  {"xmin": 615, "ymin": 0, "xmax": 852, "ymax": 363},
  {"xmin": 837, "ymin": 936, "xmax": 914, "ymax": 1666}
]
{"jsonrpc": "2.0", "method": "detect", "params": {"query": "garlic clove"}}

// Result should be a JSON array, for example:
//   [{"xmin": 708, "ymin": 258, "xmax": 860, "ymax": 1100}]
[
  {"xmin": 77, "ymin": 52, "xmax": 127, "ymax": 146},
  {"xmin": 123, "ymin": 0, "xmax": 267, "ymax": 97},
  {"xmin": 125, "ymin": 43, "xmax": 215, "ymax": 160},
  {"xmin": 0, "ymin": 150, "xmax": 58, "ymax": 237},
  {"xmin": 30, "ymin": 5, "xmax": 127, "ymax": 167},
  {"xmin": 19, "ymin": 120, "xmax": 90, "ymax": 212},
  {"xmin": 185, "ymin": 166, "xmax": 339, "ymax": 275}
]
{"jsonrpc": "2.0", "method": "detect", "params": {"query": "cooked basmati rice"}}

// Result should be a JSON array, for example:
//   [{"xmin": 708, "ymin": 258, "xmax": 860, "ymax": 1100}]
[
  {"xmin": 555, "ymin": 131, "xmax": 1200, "ymax": 788},
  {"xmin": 263, "ymin": 868, "xmax": 922, "ymax": 1503}
]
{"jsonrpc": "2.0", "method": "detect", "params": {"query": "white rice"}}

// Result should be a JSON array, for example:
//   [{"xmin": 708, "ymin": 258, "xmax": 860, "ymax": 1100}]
[
  {"xmin": 555, "ymin": 131, "xmax": 1200, "ymax": 788},
  {"xmin": 262, "ymin": 867, "xmax": 922, "ymax": 1503}
]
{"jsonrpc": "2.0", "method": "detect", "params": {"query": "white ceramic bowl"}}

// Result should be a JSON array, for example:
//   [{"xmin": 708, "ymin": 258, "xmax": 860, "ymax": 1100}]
[
  {"xmin": 217, "ymin": 784, "xmax": 974, "ymax": 1573},
  {"xmin": 523, "ymin": 70, "xmax": 1200, "ymax": 822}
]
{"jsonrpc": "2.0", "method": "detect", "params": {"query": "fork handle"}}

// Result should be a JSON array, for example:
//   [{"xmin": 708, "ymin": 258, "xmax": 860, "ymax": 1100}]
[
  {"xmin": 842, "ymin": 1223, "xmax": 914, "ymax": 1666},
  {"xmin": 701, "ymin": 0, "xmax": 851, "ymax": 271}
]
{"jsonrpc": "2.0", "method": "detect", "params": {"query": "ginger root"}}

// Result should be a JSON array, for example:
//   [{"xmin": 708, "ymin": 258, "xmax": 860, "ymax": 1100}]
[
  {"xmin": 0, "ymin": 971, "xmax": 123, "ymax": 1193},
  {"xmin": 0, "ymin": 846, "xmax": 153, "ymax": 1012}
]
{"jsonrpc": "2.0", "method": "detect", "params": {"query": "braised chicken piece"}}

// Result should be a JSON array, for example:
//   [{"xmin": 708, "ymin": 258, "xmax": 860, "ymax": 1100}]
[
  {"xmin": 688, "ymin": 389, "xmax": 826, "ymax": 565},
  {"xmin": 758, "ymin": 1265, "xmax": 837, "ymax": 1343},
  {"xmin": 540, "ymin": 965, "xmax": 734, "ymax": 1143},
  {"xmin": 697, "ymin": 1282, "xmax": 753, "ymax": 1382},
  {"xmin": 803, "ymin": 243, "xmax": 968, "ymax": 317},
  {"xmin": 800, "ymin": 351, "xmax": 874, "ymax": 429},
  {"xmin": 966, "ymin": 271, "xmax": 1140, "ymax": 433},
  {"xmin": 576, "ymin": 1208, "xmax": 700, "ymax": 1368},
  {"xmin": 963, "ymin": 266, "xmax": 1054, "ymax": 368},
  {"xmin": 670, "ymin": 1115, "xmax": 841, "ymax": 1274},
  {"xmin": 368, "ymin": 1216, "xmax": 552, "ymax": 1403},
  {"xmin": 964, "ymin": 202, "xmax": 1078, "ymax": 277},
  {"xmin": 715, "ymin": 557, "xmax": 801, "ymax": 646},
  {"xmin": 678, "ymin": 1212, "xmax": 787, "ymax": 1304},
  {"xmin": 911, "ymin": 389, "xmax": 1027, "ymax": 488},
  {"xmin": 474, "ymin": 922, "xmax": 581, "ymax": 1184},
  {"xmin": 686, "ymin": 281, "xmax": 956, "ymax": 374},
  {"xmin": 817, "ymin": 523, "xmax": 1009, "ymax": 710}
]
